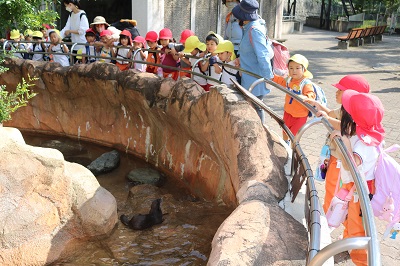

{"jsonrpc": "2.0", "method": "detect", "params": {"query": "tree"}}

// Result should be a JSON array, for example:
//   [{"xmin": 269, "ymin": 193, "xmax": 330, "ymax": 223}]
[{"xmin": 0, "ymin": 0, "xmax": 58, "ymax": 37}]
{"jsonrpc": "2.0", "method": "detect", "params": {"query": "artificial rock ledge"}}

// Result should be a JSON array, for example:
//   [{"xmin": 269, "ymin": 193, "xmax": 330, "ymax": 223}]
[{"xmin": 1, "ymin": 58, "xmax": 308, "ymax": 265}]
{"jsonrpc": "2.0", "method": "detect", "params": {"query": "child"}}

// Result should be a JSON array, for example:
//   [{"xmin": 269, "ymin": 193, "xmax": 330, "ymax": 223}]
[
  {"xmin": 30, "ymin": 31, "xmax": 49, "ymax": 62},
  {"xmin": 304, "ymin": 75, "xmax": 371, "ymax": 214},
  {"xmin": 330, "ymin": 90, "xmax": 384, "ymax": 266},
  {"xmin": 180, "ymin": 36, "xmax": 207, "ymax": 89},
  {"xmin": 112, "ymin": 30, "xmax": 133, "ymax": 71},
  {"xmin": 215, "ymin": 40, "xmax": 237, "ymax": 87},
  {"xmin": 24, "ymin": 29, "xmax": 33, "ymax": 53},
  {"xmin": 7, "ymin": 29, "xmax": 28, "ymax": 59},
  {"xmin": 98, "ymin": 29, "xmax": 113, "ymax": 63},
  {"xmin": 47, "ymin": 29, "xmax": 70, "ymax": 67},
  {"xmin": 81, "ymin": 28, "xmax": 97, "ymax": 64},
  {"xmin": 178, "ymin": 29, "xmax": 194, "ymax": 78},
  {"xmin": 272, "ymin": 54, "xmax": 316, "ymax": 140},
  {"xmin": 200, "ymin": 31, "xmax": 223, "ymax": 91},
  {"xmin": 158, "ymin": 28, "xmax": 180, "ymax": 80},
  {"xmin": 144, "ymin": 31, "xmax": 160, "ymax": 74},
  {"xmin": 131, "ymin": 36, "xmax": 148, "ymax": 72}
]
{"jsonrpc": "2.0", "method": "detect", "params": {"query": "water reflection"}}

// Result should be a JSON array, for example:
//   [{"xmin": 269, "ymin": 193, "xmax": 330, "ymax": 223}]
[{"xmin": 22, "ymin": 132, "xmax": 233, "ymax": 265}]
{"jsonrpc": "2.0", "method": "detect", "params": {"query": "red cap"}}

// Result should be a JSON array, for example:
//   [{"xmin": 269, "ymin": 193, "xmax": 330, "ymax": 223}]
[
  {"xmin": 133, "ymin": 36, "xmax": 146, "ymax": 48},
  {"xmin": 342, "ymin": 90, "xmax": 385, "ymax": 146},
  {"xmin": 159, "ymin": 28, "xmax": 173, "ymax": 40},
  {"xmin": 99, "ymin": 29, "xmax": 112, "ymax": 37},
  {"xmin": 120, "ymin": 29, "xmax": 132, "ymax": 45},
  {"xmin": 179, "ymin": 29, "xmax": 194, "ymax": 43},
  {"xmin": 332, "ymin": 75, "xmax": 370, "ymax": 93},
  {"xmin": 145, "ymin": 31, "xmax": 158, "ymax": 42},
  {"xmin": 85, "ymin": 28, "xmax": 96, "ymax": 35}
]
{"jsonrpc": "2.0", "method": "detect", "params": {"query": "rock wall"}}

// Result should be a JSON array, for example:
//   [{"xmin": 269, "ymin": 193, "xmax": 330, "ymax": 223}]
[
  {"xmin": 1, "ymin": 58, "xmax": 286, "ymax": 207},
  {"xmin": 0, "ymin": 127, "xmax": 118, "ymax": 265},
  {"xmin": 1, "ymin": 58, "xmax": 309, "ymax": 264}
]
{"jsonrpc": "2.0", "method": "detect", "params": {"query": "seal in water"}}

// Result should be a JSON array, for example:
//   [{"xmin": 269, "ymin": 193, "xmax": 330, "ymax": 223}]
[{"xmin": 120, "ymin": 198, "xmax": 163, "ymax": 230}]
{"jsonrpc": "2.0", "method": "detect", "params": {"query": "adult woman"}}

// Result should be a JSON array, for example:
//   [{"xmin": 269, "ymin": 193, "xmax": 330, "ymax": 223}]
[
  {"xmin": 223, "ymin": 0, "xmax": 242, "ymax": 56},
  {"xmin": 232, "ymin": 0, "xmax": 273, "ymax": 124},
  {"xmin": 59, "ymin": 0, "xmax": 89, "ymax": 62},
  {"xmin": 90, "ymin": 16, "xmax": 110, "ymax": 41}
]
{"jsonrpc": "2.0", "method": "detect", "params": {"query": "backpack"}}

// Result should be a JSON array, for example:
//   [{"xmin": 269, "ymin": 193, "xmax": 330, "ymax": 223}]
[
  {"xmin": 286, "ymin": 77, "xmax": 328, "ymax": 109},
  {"xmin": 271, "ymin": 40, "xmax": 290, "ymax": 76},
  {"xmin": 370, "ymin": 144, "xmax": 400, "ymax": 239}
]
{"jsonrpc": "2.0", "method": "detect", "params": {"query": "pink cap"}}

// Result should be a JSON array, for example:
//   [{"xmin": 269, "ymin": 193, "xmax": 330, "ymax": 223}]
[
  {"xmin": 332, "ymin": 75, "xmax": 370, "ymax": 93},
  {"xmin": 99, "ymin": 29, "xmax": 112, "ymax": 37},
  {"xmin": 342, "ymin": 90, "xmax": 385, "ymax": 146},
  {"xmin": 133, "ymin": 36, "xmax": 146, "ymax": 48}
]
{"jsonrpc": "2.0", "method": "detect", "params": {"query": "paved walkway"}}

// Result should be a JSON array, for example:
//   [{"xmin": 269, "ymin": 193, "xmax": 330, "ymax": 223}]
[{"xmin": 264, "ymin": 26, "xmax": 400, "ymax": 265}]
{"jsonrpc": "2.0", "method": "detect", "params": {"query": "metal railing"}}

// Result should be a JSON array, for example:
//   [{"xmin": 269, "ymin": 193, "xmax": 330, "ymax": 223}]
[
  {"xmin": 233, "ymin": 77, "xmax": 380, "ymax": 265},
  {"xmin": 0, "ymin": 40, "xmax": 380, "ymax": 265}
]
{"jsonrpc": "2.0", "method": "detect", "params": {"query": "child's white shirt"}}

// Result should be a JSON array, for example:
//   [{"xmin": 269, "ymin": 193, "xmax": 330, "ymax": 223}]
[
  {"xmin": 116, "ymin": 46, "xmax": 131, "ymax": 64},
  {"xmin": 133, "ymin": 49, "xmax": 148, "ymax": 72},
  {"xmin": 81, "ymin": 44, "xmax": 97, "ymax": 63},
  {"xmin": 189, "ymin": 54, "xmax": 207, "ymax": 86},
  {"xmin": 11, "ymin": 43, "xmax": 27, "ymax": 59},
  {"xmin": 51, "ymin": 44, "xmax": 70, "ymax": 67},
  {"xmin": 220, "ymin": 60, "xmax": 237, "ymax": 85},
  {"xmin": 31, "ymin": 42, "xmax": 48, "ymax": 61},
  {"xmin": 340, "ymin": 135, "xmax": 379, "ymax": 184},
  {"xmin": 99, "ymin": 47, "xmax": 112, "ymax": 63},
  {"xmin": 207, "ymin": 56, "xmax": 222, "ymax": 86}
]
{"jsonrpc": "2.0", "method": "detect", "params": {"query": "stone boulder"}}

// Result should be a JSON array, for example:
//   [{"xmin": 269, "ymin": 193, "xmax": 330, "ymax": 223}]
[
  {"xmin": 126, "ymin": 168, "xmax": 163, "ymax": 186},
  {"xmin": 0, "ymin": 127, "xmax": 118, "ymax": 266},
  {"xmin": 87, "ymin": 150, "xmax": 121, "ymax": 176}
]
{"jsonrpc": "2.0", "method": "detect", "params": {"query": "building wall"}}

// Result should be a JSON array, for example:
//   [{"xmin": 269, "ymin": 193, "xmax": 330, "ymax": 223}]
[{"xmin": 283, "ymin": 0, "xmax": 321, "ymax": 22}]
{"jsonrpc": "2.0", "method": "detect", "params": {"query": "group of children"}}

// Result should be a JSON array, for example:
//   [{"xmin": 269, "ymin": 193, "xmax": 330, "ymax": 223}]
[
  {"xmin": 2, "ymin": 25, "xmax": 240, "ymax": 90},
  {"xmin": 280, "ymin": 51, "xmax": 385, "ymax": 266}
]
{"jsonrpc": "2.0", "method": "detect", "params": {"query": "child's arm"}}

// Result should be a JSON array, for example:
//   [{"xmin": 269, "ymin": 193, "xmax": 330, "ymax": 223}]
[
  {"xmin": 330, "ymin": 131, "xmax": 361, "ymax": 167},
  {"xmin": 62, "ymin": 44, "xmax": 69, "ymax": 53},
  {"xmin": 169, "ymin": 47, "xmax": 180, "ymax": 61},
  {"xmin": 301, "ymin": 83, "xmax": 316, "ymax": 100},
  {"xmin": 178, "ymin": 53, "xmax": 191, "ymax": 66},
  {"xmin": 212, "ymin": 57, "xmax": 222, "ymax": 74},
  {"xmin": 111, "ymin": 46, "xmax": 117, "ymax": 58}
]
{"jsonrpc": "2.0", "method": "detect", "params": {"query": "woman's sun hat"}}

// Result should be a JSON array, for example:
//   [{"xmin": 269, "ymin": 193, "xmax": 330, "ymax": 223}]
[
  {"xmin": 232, "ymin": 0, "xmax": 259, "ymax": 22},
  {"xmin": 182, "ymin": 36, "xmax": 206, "ymax": 53},
  {"xmin": 342, "ymin": 90, "xmax": 385, "ymax": 146},
  {"xmin": 214, "ymin": 40, "xmax": 237, "ymax": 60},
  {"xmin": 288, "ymin": 54, "xmax": 313, "ymax": 79},
  {"xmin": 90, "ymin": 16, "xmax": 110, "ymax": 27},
  {"xmin": 332, "ymin": 75, "xmax": 370, "ymax": 93}
]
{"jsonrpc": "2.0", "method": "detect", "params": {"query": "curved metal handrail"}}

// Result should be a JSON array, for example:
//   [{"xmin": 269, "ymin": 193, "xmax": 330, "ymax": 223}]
[{"xmin": 232, "ymin": 79, "xmax": 380, "ymax": 265}]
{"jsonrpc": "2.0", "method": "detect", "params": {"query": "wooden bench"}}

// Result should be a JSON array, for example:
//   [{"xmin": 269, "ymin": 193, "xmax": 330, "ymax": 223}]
[
  {"xmin": 335, "ymin": 28, "xmax": 364, "ymax": 49},
  {"xmin": 373, "ymin": 25, "xmax": 387, "ymax": 41}
]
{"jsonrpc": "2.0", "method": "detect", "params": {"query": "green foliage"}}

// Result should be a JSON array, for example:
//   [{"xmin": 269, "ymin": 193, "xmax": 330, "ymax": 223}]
[
  {"xmin": 0, "ymin": 57, "xmax": 37, "ymax": 123},
  {"xmin": 0, "ymin": 0, "xmax": 59, "ymax": 37}
]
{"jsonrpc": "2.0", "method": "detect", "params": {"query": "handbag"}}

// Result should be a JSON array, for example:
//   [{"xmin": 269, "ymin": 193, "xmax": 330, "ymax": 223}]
[
  {"xmin": 325, "ymin": 175, "xmax": 355, "ymax": 228},
  {"xmin": 314, "ymin": 136, "xmax": 331, "ymax": 182}
]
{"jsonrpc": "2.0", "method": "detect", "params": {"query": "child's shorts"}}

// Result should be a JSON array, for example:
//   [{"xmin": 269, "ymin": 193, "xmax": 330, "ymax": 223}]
[{"xmin": 283, "ymin": 111, "xmax": 307, "ymax": 136}]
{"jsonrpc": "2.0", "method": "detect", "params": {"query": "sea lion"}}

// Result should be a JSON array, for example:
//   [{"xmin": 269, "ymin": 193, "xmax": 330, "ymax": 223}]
[{"xmin": 120, "ymin": 198, "xmax": 163, "ymax": 230}]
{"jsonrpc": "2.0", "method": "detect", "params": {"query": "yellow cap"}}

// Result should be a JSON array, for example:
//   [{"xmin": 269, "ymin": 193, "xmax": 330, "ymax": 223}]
[
  {"xmin": 32, "ymin": 31, "xmax": 43, "ymax": 38},
  {"xmin": 207, "ymin": 31, "xmax": 224, "ymax": 43},
  {"xmin": 24, "ymin": 29, "xmax": 33, "ymax": 37},
  {"xmin": 214, "ymin": 40, "xmax": 236, "ymax": 60},
  {"xmin": 76, "ymin": 48, "xmax": 83, "ymax": 60},
  {"xmin": 183, "ymin": 36, "xmax": 206, "ymax": 53},
  {"xmin": 10, "ymin": 29, "xmax": 20, "ymax": 40},
  {"xmin": 289, "ymin": 54, "xmax": 313, "ymax": 79},
  {"xmin": 47, "ymin": 29, "xmax": 60, "ymax": 37}
]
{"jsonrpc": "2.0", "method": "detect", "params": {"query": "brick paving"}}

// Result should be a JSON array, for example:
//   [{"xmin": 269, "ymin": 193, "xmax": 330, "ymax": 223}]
[{"xmin": 263, "ymin": 26, "xmax": 400, "ymax": 265}]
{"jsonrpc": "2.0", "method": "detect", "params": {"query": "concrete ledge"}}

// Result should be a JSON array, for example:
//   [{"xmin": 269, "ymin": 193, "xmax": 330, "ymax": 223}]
[{"xmin": 338, "ymin": 41, "xmax": 349, "ymax": 49}]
